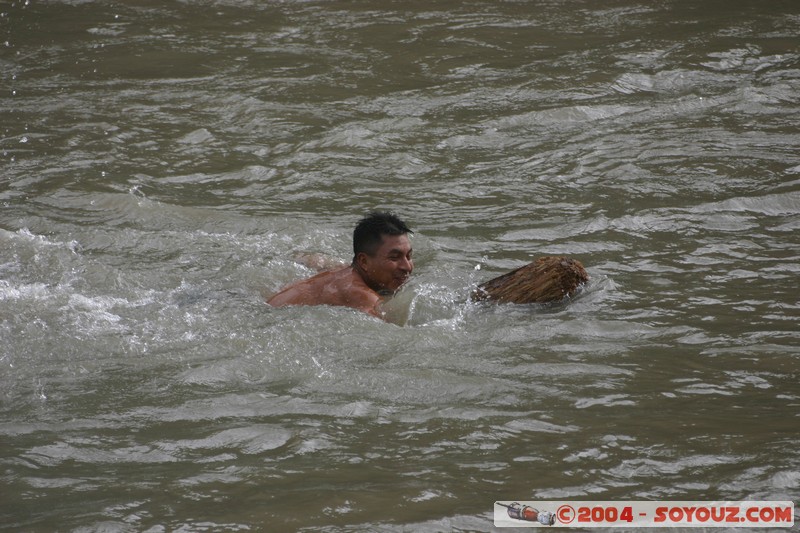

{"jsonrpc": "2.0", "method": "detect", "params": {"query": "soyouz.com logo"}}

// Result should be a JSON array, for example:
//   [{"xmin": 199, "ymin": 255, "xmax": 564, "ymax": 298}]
[{"xmin": 494, "ymin": 501, "xmax": 795, "ymax": 528}]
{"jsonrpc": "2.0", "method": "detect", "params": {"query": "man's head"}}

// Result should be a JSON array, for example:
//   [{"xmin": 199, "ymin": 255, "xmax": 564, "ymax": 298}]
[
  {"xmin": 352, "ymin": 212, "xmax": 413, "ymax": 293},
  {"xmin": 353, "ymin": 212, "xmax": 412, "ymax": 258}
]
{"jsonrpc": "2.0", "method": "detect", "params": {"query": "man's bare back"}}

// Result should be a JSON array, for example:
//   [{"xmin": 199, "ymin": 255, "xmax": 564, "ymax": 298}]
[{"xmin": 267, "ymin": 265, "xmax": 384, "ymax": 318}]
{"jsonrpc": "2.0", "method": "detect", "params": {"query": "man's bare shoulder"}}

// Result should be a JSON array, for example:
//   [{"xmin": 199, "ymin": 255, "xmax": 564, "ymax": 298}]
[{"xmin": 333, "ymin": 267, "xmax": 383, "ymax": 315}]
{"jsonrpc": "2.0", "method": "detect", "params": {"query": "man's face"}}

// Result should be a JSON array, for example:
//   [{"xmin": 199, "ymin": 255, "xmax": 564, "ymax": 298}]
[{"xmin": 360, "ymin": 234, "xmax": 413, "ymax": 293}]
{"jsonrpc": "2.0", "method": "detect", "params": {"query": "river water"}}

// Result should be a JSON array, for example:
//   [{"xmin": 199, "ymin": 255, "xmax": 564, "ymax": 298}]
[{"xmin": 2, "ymin": 0, "xmax": 799, "ymax": 531}]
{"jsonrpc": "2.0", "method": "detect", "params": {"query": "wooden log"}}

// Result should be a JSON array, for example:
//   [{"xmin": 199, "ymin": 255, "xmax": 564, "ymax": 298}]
[{"xmin": 471, "ymin": 256, "xmax": 589, "ymax": 304}]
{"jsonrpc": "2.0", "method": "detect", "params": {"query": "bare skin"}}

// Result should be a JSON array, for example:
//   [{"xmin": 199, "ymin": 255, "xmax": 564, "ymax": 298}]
[{"xmin": 267, "ymin": 234, "xmax": 413, "ymax": 319}]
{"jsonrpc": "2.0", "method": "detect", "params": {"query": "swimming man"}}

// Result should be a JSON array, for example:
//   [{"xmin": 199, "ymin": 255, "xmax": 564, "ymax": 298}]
[{"xmin": 267, "ymin": 212, "xmax": 413, "ymax": 319}]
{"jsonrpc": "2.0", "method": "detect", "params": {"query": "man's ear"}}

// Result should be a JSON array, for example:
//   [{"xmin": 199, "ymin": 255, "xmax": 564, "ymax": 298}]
[{"xmin": 355, "ymin": 252, "xmax": 370, "ymax": 270}]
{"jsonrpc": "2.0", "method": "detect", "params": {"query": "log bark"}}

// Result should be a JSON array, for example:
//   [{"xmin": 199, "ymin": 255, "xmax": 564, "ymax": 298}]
[{"xmin": 472, "ymin": 256, "xmax": 589, "ymax": 304}]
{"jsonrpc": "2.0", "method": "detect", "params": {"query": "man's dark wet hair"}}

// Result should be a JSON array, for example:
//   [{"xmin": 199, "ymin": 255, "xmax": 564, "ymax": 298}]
[{"xmin": 353, "ymin": 212, "xmax": 412, "ymax": 259}]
